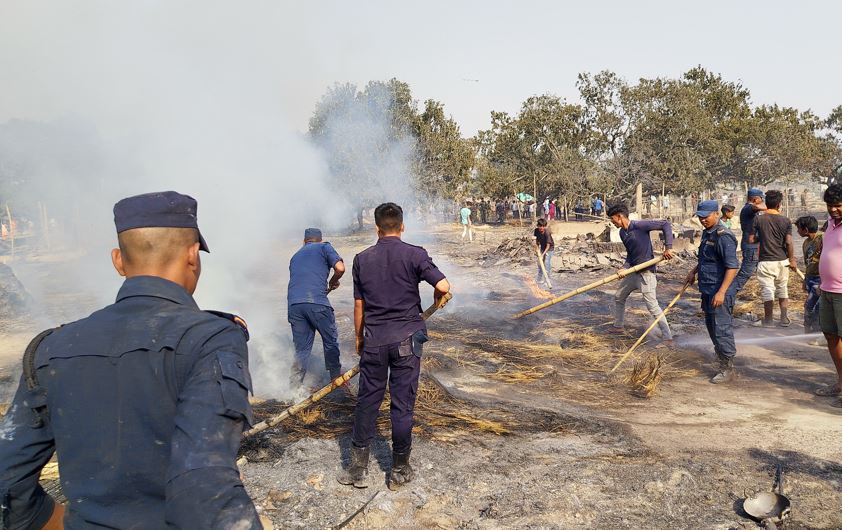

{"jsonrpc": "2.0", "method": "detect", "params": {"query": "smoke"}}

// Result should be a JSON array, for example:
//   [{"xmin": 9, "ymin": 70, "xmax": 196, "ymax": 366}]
[{"xmin": 0, "ymin": 3, "xmax": 424, "ymax": 401}]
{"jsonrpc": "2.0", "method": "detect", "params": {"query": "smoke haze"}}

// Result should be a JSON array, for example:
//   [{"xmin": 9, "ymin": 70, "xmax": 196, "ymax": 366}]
[{"xmin": 0, "ymin": 2, "xmax": 427, "ymax": 400}]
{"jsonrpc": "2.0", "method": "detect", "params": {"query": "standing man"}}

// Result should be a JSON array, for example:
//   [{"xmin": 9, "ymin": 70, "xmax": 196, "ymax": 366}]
[
  {"xmin": 338, "ymin": 203, "xmax": 450, "ymax": 489},
  {"xmin": 733, "ymin": 188, "xmax": 767, "ymax": 292},
  {"xmin": 815, "ymin": 184, "xmax": 842, "ymax": 406},
  {"xmin": 479, "ymin": 199, "xmax": 489, "ymax": 224},
  {"xmin": 608, "ymin": 203, "xmax": 675, "ymax": 345},
  {"xmin": 460, "ymin": 202, "xmax": 473, "ymax": 242},
  {"xmin": 496, "ymin": 199, "xmax": 506, "ymax": 224},
  {"xmin": 0, "ymin": 191, "xmax": 262, "ymax": 529},
  {"xmin": 533, "ymin": 218, "xmax": 554, "ymax": 286},
  {"xmin": 686, "ymin": 201, "xmax": 740, "ymax": 383},
  {"xmin": 592, "ymin": 196, "xmax": 604, "ymax": 217},
  {"xmin": 752, "ymin": 190, "xmax": 797, "ymax": 327},
  {"xmin": 287, "ymin": 227, "xmax": 345, "ymax": 386}
]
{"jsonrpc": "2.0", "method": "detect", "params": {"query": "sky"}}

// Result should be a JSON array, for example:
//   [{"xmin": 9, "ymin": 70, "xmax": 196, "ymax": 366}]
[{"xmin": 0, "ymin": 0, "xmax": 839, "ymax": 137}]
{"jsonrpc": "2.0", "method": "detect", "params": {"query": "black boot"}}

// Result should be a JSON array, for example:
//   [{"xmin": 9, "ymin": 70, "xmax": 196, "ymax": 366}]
[
  {"xmin": 289, "ymin": 362, "xmax": 306, "ymax": 387},
  {"xmin": 337, "ymin": 445, "xmax": 369, "ymax": 488},
  {"xmin": 710, "ymin": 356, "xmax": 734, "ymax": 384},
  {"xmin": 388, "ymin": 449, "xmax": 414, "ymax": 490}
]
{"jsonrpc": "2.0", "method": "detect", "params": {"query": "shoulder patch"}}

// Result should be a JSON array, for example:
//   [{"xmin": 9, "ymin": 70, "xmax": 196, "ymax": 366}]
[{"xmin": 204, "ymin": 310, "xmax": 249, "ymax": 341}]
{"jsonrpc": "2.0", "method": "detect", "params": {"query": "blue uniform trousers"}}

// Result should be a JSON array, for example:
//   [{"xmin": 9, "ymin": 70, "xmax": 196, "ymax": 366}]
[
  {"xmin": 288, "ymin": 303, "xmax": 341, "ymax": 376},
  {"xmin": 351, "ymin": 333, "xmax": 423, "ymax": 453},
  {"xmin": 733, "ymin": 244, "xmax": 758, "ymax": 292},
  {"xmin": 701, "ymin": 293, "xmax": 737, "ymax": 359}
]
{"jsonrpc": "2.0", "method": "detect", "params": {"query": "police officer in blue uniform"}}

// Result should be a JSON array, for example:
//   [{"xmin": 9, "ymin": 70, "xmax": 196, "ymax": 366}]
[
  {"xmin": 0, "ymin": 191, "xmax": 262, "ymax": 529},
  {"xmin": 685, "ymin": 200, "xmax": 740, "ymax": 384},
  {"xmin": 287, "ymin": 227, "xmax": 345, "ymax": 386},
  {"xmin": 337, "ymin": 202, "xmax": 450, "ymax": 490}
]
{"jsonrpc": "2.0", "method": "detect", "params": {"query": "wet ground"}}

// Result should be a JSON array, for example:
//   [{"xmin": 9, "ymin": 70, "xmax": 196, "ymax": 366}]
[{"xmin": 2, "ymin": 220, "xmax": 842, "ymax": 529}]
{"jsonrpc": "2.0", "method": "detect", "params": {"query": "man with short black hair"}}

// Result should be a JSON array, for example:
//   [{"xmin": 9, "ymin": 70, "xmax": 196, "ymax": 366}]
[
  {"xmin": 339, "ymin": 202, "xmax": 450, "ymax": 489},
  {"xmin": 608, "ymin": 203, "xmax": 675, "ymax": 344},
  {"xmin": 533, "ymin": 218, "xmax": 554, "ymax": 285},
  {"xmin": 733, "ymin": 188, "xmax": 767, "ymax": 292},
  {"xmin": 815, "ymin": 184, "xmax": 842, "ymax": 407},
  {"xmin": 287, "ymin": 227, "xmax": 346, "ymax": 386},
  {"xmin": 0, "ymin": 191, "xmax": 262, "ymax": 529},
  {"xmin": 752, "ymin": 189, "xmax": 797, "ymax": 327}
]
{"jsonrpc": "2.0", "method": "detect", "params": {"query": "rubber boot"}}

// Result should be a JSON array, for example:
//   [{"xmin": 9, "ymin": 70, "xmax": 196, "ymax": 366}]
[
  {"xmin": 710, "ymin": 356, "xmax": 734, "ymax": 384},
  {"xmin": 337, "ymin": 445, "xmax": 369, "ymax": 488},
  {"xmin": 388, "ymin": 449, "xmax": 414, "ymax": 490}
]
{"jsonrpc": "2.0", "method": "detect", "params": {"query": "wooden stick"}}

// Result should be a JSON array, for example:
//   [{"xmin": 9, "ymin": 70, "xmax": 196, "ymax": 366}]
[
  {"xmin": 244, "ymin": 292, "xmax": 453, "ymax": 438},
  {"xmin": 536, "ymin": 246, "xmax": 552, "ymax": 288},
  {"xmin": 609, "ymin": 282, "xmax": 689, "ymax": 373},
  {"xmin": 513, "ymin": 256, "xmax": 665, "ymax": 319},
  {"xmin": 793, "ymin": 268, "xmax": 805, "ymax": 281}
]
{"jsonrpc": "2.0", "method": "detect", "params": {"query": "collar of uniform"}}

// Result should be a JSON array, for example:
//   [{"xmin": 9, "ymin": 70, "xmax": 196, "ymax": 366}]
[
  {"xmin": 377, "ymin": 235, "xmax": 402, "ymax": 244},
  {"xmin": 703, "ymin": 221, "xmax": 724, "ymax": 233},
  {"xmin": 115, "ymin": 275, "xmax": 200, "ymax": 308}
]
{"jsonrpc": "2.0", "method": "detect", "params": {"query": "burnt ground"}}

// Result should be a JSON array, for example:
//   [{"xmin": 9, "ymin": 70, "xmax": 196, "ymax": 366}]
[{"xmin": 2, "ymin": 220, "xmax": 842, "ymax": 529}]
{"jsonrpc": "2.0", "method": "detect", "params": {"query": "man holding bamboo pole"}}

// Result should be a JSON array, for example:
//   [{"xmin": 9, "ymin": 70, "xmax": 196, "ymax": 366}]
[
  {"xmin": 685, "ymin": 200, "xmax": 740, "ymax": 384},
  {"xmin": 608, "ymin": 203, "xmax": 674, "ymax": 345},
  {"xmin": 338, "ymin": 202, "xmax": 450, "ymax": 490}
]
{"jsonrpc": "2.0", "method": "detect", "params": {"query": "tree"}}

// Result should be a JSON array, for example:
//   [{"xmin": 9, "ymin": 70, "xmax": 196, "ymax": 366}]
[{"xmin": 415, "ymin": 100, "xmax": 475, "ymax": 198}]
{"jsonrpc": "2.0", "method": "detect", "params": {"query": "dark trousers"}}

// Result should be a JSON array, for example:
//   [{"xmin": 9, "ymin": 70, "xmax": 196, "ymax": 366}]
[
  {"xmin": 805, "ymin": 276, "xmax": 821, "ymax": 331},
  {"xmin": 734, "ymin": 244, "xmax": 759, "ymax": 292},
  {"xmin": 352, "ymin": 333, "xmax": 423, "ymax": 453},
  {"xmin": 701, "ymin": 293, "xmax": 736, "ymax": 359},
  {"xmin": 288, "ymin": 303, "xmax": 341, "ymax": 376}
]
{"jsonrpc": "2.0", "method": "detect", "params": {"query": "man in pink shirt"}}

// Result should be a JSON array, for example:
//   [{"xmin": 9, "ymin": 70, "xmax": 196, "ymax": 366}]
[{"xmin": 817, "ymin": 183, "xmax": 842, "ymax": 408}]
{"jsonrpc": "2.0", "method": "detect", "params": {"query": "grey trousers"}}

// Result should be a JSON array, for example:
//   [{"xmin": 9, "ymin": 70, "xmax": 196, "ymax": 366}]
[{"xmin": 613, "ymin": 269, "xmax": 673, "ymax": 340}]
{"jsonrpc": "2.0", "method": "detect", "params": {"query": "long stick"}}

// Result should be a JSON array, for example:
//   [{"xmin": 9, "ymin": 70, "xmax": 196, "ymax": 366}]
[
  {"xmin": 793, "ymin": 268, "xmax": 805, "ymax": 281},
  {"xmin": 514, "ymin": 256, "xmax": 665, "ymax": 319},
  {"xmin": 244, "ymin": 292, "xmax": 453, "ymax": 438},
  {"xmin": 609, "ymin": 282, "xmax": 689, "ymax": 373},
  {"xmin": 536, "ymin": 246, "xmax": 552, "ymax": 288}
]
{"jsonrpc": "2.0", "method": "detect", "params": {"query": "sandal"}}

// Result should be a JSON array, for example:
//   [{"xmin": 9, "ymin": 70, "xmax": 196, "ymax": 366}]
[
  {"xmin": 830, "ymin": 398, "xmax": 842, "ymax": 409},
  {"xmin": 814, "ymin": 383, "xmax": 842, "ymax": 397},
  {"xmin": 779, "ymin": 316, "xmax": 792, "ymax": 328}
]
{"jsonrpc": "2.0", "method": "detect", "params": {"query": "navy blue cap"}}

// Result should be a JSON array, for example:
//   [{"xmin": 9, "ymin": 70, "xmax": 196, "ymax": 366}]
[
  {"xmin": 696, "ymin": 200, "xmax": 720, "ymax": 217},
  {"xmin": 748, "ymin": 188, "xmax": 764, "ymax": 198},
  {"xmin": 304, "ymin": 227, "xmax": 322, "ymax": 240},
  {"xmin": 113, "ymin": 191, "xmax": 209, "ymax": 252}
]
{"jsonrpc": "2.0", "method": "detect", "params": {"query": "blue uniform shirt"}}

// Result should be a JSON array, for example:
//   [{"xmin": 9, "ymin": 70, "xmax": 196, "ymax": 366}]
[
  {"xmin": 698, "ymin": 222, "xmax": 740, "ymax": 296},
  {"xmin": 287, "ymin": 242, "xmax": 343, "ymax": 307},
  {"xmin": 739, "ymin": 203, "xmax": 760, "ymax": 247},
  {"xmin": 352, "ymin": 236, "xmax": 446, "ymax": 347},
  {"xmin": 619, "ymin": 219, "xmax": 674, "ymax": 270},
  {"xmin": 0, "ymin": 276, "xmax": 259, "ymax": 530}
]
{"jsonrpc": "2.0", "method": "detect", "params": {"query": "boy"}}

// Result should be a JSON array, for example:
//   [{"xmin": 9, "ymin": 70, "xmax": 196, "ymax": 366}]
[
  {"xmin": 534, "ymin": 218, "xmax": 554, "ymax": 285},
  {"xmin": 721, "ymin": 204, "xmax": 736, "ymax": 229},
  {"xmin": 795, "ymin": 216, "xmax": 822, "ymax": 332}
]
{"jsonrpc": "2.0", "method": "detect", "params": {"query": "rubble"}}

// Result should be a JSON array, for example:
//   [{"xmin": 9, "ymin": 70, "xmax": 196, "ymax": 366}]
[{"xmin": 0, "ymin": 263, "xmax": 30, "ymax": 312}]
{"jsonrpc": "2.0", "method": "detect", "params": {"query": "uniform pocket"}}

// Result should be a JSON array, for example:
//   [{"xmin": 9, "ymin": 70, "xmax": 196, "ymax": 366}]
[
  {"xmin": 398, "ymin": 336, "xmax": 413, "ymax": 358},
  {"xmin": 216, "ymin": 351, "xmax": 254, "ymax": 427},
  {"xmin": 411, "ymin": 330, "xmax": 429, "ymax": 358}
]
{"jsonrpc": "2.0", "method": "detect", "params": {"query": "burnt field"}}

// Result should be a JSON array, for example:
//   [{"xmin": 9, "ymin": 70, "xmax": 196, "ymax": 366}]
[{"xmin": 2, "ymin": 220, "xmax": 842, "ymax": 529}]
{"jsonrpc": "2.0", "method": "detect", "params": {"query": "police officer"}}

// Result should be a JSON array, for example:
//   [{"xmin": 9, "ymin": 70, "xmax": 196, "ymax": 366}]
[
  {"xmin": 337, "ymin": 202, "xmax": 450, "ymax": 490},
  {"xmin": 287, "ymin": 227, "xmax": 345, "ymax": 386},
  {"xmin": 685, "ymin": 200, "xmax": 740, "ymax": 384},
  {"xmin": 0, "ymin": 191, "xmax": 262, "ymax": 529}
]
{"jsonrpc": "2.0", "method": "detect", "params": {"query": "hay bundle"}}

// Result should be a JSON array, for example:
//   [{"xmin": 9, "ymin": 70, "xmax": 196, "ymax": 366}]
[{"xmin": 626, "ymin": 353, "xmax": 664, "ymax": 398}]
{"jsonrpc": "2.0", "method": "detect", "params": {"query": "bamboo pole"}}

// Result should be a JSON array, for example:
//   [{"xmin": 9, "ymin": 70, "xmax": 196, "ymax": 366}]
[
  {"xmin": 514, "ymin": 256, "xmax": 665, "ymax": 319},
  {"xmin": 793, "ymin": 268, "xmax": 805, "ymax": 281},
  {"xmin": 244, "ymin": 292, "xmax": 453, "ymax": 438},
  {"xmin": 609, "ymin": 282, "xmax": 690, "ymax": 373},
  {"xmin": 536, "ymin": 246, "xmax": 552, "ymax": 288}
]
